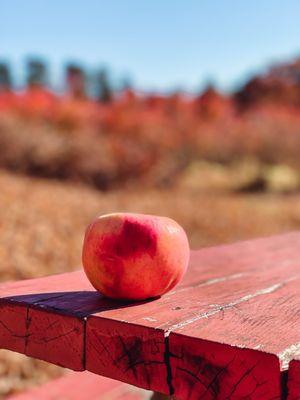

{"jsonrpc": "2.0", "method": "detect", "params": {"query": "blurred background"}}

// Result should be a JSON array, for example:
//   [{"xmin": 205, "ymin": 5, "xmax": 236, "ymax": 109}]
[{"xmin": 1, "ymin": 0, "xmax": 300, "ymax": 397}]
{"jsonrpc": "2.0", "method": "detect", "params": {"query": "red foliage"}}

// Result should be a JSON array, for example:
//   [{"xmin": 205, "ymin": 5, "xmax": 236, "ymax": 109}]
[{"xmin": 1, "ymin": 62, "xmax": 300, "ymax": 189}]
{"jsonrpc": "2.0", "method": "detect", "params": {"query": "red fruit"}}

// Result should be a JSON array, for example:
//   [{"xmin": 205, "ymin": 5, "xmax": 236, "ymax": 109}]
[{"xmin": 82, "ymin": 213, "xmax": 190, "ymax": 300}]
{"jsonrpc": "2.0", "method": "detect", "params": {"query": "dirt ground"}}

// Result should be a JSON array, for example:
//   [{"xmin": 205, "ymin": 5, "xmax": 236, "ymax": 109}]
[{"xmin": 1, "ymin": 170, "xmax": 300, "ymax": 397}]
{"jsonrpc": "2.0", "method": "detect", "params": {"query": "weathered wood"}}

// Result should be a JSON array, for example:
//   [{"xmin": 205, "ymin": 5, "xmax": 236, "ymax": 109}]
[
  {"xmin": 7, "ymin": 371, "xmax": 149, "ymax": 400},
  {"xmin": 0, "ymin": 272, "xmax": 94, "ymax": 370},
  {"xmin": 86, "ymin": 232, "xmax": 300, "ymax": 398},
  {"xmin": 167, "ymin": 276, "xmax": 300, "ymax": 399},
  {"xmin": 0, "ymin": 272, "xmax": 132, "ymax": 369},
  {"xmin": 287, "ymin": 359, "xmax": 300, "ymax": 400},
  {"xmin": 86, "ymin": 314, "xmax": 167, "ymax": 393},
  {"xmin": 1, "ymin": 232, "xmax": 300, "ymax": 398}
]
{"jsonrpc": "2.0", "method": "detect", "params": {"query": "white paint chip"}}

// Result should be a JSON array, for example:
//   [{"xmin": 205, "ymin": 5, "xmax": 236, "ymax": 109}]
[{"xmin": 278, "ymin": 343, "xmax": 300, "ymax": 370}]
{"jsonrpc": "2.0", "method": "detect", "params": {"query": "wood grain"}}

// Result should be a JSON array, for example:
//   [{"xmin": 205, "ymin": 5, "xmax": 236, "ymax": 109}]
[
  {"xmin": 287, "ymin": 359, "xmax": 300, "ymax": 400},
  {"xmin": 1, "ymin": 232, "xmax": 300, "ymax": 398},
  {"xmin": 0, "ymin": 271, "xmax": 94, "ymax": 370},
  {"xmin": 86, "ymin": 316, "xmax": 167, "ymax": 393}
]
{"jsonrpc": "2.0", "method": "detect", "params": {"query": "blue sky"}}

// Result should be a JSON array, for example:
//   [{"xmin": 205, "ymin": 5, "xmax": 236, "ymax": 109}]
[{"xmin": 1, "ymin": 0, "xmax": 300, "ymax": 92}]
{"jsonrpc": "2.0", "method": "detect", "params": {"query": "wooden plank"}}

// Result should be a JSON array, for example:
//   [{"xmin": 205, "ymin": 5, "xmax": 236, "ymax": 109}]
[
  {"xmin": 0, "ymin": 271, "xmax": 159, "ymax": 370},
  {"xmin": 7, "ymin": 371, "xmax": 149, "ymax": 400},
  {"xmin": 86, "ymin": 315, "xmax": 167, "ymax": 393},
  {"xmin": 1, "ymin": 232, "xmax": 300, "ymax": 398},
  {"xmin": 166, "ymin": 237, "xmax": 300, "ymax": 399},
  {"xmin": 0, "ymin": 271, "xmax": 166, "ymax": 374},
  {"xmin": 86, "ymin": 232, "xmax": 300, "ymax": 398},
  {"xmin": 0, "ymin": 271, "xmax": 95, "ymax": 370},
  {"xmin": 167, "ymin": 280, "xmax": 300, "ymax": 399},
  {"xmin": 0, "ymin": 302, "xmax": 28, "ymax": 354},
  {"xmin": 288, "ymin": 359, "xmax": 300, "ymax": 400}
]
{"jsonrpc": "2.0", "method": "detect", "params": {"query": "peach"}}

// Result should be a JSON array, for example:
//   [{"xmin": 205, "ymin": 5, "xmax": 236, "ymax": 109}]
[{"xmin": 82, "ymin": 213, "xmax": 190, "ymax": 300}]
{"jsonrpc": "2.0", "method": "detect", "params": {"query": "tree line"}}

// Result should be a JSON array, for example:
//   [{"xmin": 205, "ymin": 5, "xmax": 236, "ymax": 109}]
[{"xmin": 0, "ymin": 58, "xmax": 128, "ymax": 102}]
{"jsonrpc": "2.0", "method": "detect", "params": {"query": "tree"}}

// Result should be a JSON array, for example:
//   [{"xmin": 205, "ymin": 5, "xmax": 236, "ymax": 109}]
[
  {"xmin": 94, "ymin": 68, "xmax": 113, "ymax": 103},
  {"xmin": 65, "ymin": 63, "xmax": 86, "ymax": 98},
  {"xmin": 0, "ymin": 62, "xmax": 12, "ymax": 91},
  {"xmin": 26, "ymin": 58, "xmax": 48, "ymax": 87}
]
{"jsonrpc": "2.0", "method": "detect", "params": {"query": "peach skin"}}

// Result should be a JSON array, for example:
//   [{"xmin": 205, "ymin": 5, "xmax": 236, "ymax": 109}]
[{"xmin": 82, "ymin": 213, "xmax": 190, "ymax": 300}]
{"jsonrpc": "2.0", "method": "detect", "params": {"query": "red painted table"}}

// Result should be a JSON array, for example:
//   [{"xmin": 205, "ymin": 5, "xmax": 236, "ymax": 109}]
[{"xmin": 1, "ymin": 232, "xmax": 300, "ymax": 399}]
